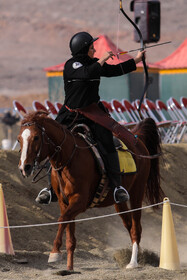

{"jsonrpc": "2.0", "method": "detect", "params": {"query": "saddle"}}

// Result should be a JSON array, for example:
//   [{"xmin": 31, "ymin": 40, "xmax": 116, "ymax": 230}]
[{"xmin": 71, "ymin": 123, "xmax": 136, "ymax": 208}]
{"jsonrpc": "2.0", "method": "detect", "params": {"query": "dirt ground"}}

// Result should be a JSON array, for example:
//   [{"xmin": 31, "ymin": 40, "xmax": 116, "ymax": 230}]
[
  {"xmin": 0, "ymin": 1, "xmax": 186, "ymax": 278},
  {"xmin": 0, "ymin": 143, "xmax": 186, "ymax": 280}
]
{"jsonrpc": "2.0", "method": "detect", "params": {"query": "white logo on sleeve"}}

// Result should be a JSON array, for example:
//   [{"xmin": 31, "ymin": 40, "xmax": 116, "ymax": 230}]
[{"xmin": 72, "ymin": 62, "xmax": 83, "ymax": 69}]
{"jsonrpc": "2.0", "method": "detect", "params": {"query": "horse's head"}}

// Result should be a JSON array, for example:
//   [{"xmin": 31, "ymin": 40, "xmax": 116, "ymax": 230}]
[{"xmin": 18, "ymin": 111, "xmax": 50, "ymax": 177}]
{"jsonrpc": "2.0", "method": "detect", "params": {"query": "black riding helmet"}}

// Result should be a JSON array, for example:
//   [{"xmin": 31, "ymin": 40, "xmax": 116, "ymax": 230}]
[{"xmin": 69, "ymin": 32, "xmax": 99, "ymax": 56}]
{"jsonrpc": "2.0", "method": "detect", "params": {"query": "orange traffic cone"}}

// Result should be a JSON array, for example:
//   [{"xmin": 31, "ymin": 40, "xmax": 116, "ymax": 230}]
[
  {"xmin": 0, "ymin": 183, "xmax": 15, "ymax": 254},
  {"xmin": 159, "ymin": 197, "xmax": 180, "ymax": 270}
]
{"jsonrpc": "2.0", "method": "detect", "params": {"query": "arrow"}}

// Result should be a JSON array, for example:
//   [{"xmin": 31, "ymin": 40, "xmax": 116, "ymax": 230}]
[{"xmin": 118, "ymin": 41, "xmax": 172, "ymax": 55}]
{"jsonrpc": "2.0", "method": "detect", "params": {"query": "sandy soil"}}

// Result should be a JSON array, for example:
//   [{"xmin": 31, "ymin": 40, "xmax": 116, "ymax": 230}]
[{"xmin": 0, "ymin": 144, "xmax": 186, "ymax": 280}]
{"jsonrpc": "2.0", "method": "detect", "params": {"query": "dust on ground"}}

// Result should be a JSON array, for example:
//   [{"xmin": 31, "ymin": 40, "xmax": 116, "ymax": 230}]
[{"xmin": 0, "ymin": 144, "xmax": 186, "ymax": 280}]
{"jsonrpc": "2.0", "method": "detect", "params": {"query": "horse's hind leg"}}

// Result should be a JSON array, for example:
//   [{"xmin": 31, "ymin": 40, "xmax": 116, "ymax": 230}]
[
  {"xmin": 126, "ymin": 188, "xmax": 145, "ymax": 268},
  {"xmin": 66, "ymin": 222, "xmax": 76, "ymax": 271},
  {"xmin": 115, "ymin": 203, "xmax": 132, "ymax": 234},
  {"xmin": 126, "ymin": 208, "xmax": 142, "ymax": 269},
  {"xmin": 114, "ymin": 203, "xmax": 138, "ymax": 268},
  {"xmin": 115, "ymin": 201, "xmax": 140, "ymax": 269}
]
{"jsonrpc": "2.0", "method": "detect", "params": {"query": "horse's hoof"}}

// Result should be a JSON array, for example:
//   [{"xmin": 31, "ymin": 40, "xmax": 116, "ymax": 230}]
[
  {"xmin": 126, "ymin": 262, "xmax": 138, "ymax": 269},
  {"xmin": 55, "ymin": 270, "xmax": 75, "ymax": 276},
  {"xmin": 48, "ymin": 252, "xmax": 62, "ymax": 263}
]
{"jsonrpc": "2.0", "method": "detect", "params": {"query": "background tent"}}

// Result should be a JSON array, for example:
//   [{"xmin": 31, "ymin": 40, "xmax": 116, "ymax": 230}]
[
  {"xmin": 149, "ymin": 38, "xmax": 187, "ymax": 102},
  {"xmin": 44, "ymin": 62, "xmax": 65, "ymax": 103}
]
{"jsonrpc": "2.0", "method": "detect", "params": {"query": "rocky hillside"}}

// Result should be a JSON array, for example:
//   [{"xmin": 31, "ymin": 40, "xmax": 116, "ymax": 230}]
[{"xmin": 0, "ymin": 0, "xmax": 186, "ymax": 96}]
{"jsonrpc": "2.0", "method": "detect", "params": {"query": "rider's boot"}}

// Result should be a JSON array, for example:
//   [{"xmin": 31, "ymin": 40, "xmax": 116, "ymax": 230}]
[
  {"xmin": 35, "ymin": 184, "xmax": 58, "ymax": 204},
  {"xmin": 104, "ymin": 152, "xmax": 130, "ymax": 204},
  {"xmin": 35, "ymin": 165, "xmax": 58, "ymax": 205}
]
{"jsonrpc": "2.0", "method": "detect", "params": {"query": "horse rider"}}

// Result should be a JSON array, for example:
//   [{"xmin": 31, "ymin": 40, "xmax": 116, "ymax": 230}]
[{"xmin": 36, "ymin": 31, "xmax": 145, "ymax": 205}]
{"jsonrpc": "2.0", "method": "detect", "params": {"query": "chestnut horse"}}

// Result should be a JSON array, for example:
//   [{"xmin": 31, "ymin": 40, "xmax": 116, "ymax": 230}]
[{"xmin": 18, "ymin": 111, "xmax": 163, "ymax": 271}]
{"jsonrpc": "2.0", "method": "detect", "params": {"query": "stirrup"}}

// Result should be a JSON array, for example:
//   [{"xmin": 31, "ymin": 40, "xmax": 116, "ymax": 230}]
[
  {"xmin": 114, "ymin": 186, "xmax": 130, "ymax": 204},
  {"xmin": 36, "ymin": 187, "xmax": 52, "ymax": 204}
]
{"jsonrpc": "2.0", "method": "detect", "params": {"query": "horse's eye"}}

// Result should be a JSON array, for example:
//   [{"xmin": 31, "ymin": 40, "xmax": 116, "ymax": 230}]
[{"xmin": 34, "ymin": 136, "xmax": 39, "ymax": 141}]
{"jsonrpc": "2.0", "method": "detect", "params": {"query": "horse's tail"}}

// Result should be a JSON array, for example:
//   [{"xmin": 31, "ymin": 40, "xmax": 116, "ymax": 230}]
[{"xmin": 132, "ymin": 118, "xmax": 164, "ymax": 206}]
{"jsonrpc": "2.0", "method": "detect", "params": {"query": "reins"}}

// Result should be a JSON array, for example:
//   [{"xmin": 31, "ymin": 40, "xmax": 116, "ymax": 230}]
[{"xmin": 124, "ymin": 148, "xmax": 162, "ymax": 159}]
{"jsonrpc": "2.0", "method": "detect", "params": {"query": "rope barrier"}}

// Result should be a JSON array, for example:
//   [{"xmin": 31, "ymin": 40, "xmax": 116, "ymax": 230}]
[
  {"xmin": 170, "ymin": 202, "xmax": 187, "ymax": 208},
  {"xmin": 0, "ymin": 199, "xmax": 186, "ymax": 230}
]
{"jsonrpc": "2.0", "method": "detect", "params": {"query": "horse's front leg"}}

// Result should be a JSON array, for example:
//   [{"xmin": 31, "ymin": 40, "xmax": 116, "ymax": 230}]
[
  {"xmin": 48, "ymin": 170, "xmax": 67, "ymax": 263},
  {"xmin": 66, "ymin": 222, "xmax": 76, "ymax": 271},
  {"xmin": 48, "ymin": 216, "xmax": 66, "ymax": 263},
  {"xmin": 48, "ymin": 194, "xmax": 85, "ymax": 270}
]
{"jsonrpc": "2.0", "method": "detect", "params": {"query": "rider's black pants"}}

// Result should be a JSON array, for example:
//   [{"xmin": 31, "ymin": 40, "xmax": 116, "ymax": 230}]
[{"xmin": 89, "ymin": 122, "xmax": 121, "ymax": 189}]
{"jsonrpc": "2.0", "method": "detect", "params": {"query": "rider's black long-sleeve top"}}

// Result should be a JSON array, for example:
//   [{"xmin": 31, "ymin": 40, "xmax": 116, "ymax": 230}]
[{"xmin": 56, "ymin": 54, "xmax": 136, "ymax": 125}]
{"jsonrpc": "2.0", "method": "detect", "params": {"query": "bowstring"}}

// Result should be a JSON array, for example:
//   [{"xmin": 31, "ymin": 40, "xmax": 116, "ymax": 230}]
[
  {"xmin": 115, "ymin": 5, "xmax": 121, "ymax": 57},
  {"xmin": 115, "ymin": 5, "xmax": 136, "ymax": 101}
]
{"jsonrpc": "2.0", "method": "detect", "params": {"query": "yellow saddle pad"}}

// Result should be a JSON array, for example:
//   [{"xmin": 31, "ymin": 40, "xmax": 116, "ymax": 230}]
[{"xmin": 117, "ymin": 141, "xmax": 137, "ymax": 173}]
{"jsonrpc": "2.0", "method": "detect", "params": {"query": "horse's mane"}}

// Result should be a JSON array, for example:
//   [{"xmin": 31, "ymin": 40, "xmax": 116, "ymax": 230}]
[{"xmin": 21, "ymin": 111, "xmax": 62, "ymax": 130}]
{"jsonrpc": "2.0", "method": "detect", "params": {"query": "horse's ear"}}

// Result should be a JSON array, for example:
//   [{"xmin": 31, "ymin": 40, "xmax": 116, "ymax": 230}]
[
  {"xmin": 21, "ymin": 110, "xmax": 50, "ymax": 125},
  {"xmin": 35, "ymin": 110, "xmax": 49, "ymax": 117}
]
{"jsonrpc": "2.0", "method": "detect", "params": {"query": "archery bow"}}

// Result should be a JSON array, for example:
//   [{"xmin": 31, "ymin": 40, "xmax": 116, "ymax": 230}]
[{"xmin": 119, "ymin": 0, "xmax": 150, "ymax": 117}]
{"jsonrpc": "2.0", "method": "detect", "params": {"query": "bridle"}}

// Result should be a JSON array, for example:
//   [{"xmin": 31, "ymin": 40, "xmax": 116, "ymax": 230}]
[
  {"xmin": 21, "ymin": 121, "xmax": 66, "ymax": 166},
  {"xmin": 21, "ymin": 122, "xmax": 67, "ymax": 183},
  {"xmin": 21, "ymin": 121, "xmax": 94, "ymax": 183}
]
